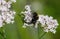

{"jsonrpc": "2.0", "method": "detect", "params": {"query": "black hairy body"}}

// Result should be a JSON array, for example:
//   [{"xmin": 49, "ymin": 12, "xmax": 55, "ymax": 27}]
[{"xmin": 24, "ymin": 12, "xmax": 39, "ymax": 25}]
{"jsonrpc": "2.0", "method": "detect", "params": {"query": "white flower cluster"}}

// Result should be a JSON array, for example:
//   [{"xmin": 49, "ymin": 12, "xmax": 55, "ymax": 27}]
[
  {"xmin": 38, "ymin": 15, "xmax": 59, "ymax": 34},
  {"xmin": 0, "ymin": 0, "xmax": 16, "ymax": 27},
  {"xmin": 21, "ymin": 5, "xmax": 33, "ymax": 28},
  {"xmin": 21, "ymin": 5, "xmax": 32, "ymax": 23}
]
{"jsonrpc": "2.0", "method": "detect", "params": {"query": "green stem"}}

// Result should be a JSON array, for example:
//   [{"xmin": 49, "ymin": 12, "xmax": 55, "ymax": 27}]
[
  {"xmin": 0, "ymin": 27, "xmax": 6, "ymax": 39},
  {"xmin": 39, "ymin": 32, "xmax": 46, "ymax": 39}
]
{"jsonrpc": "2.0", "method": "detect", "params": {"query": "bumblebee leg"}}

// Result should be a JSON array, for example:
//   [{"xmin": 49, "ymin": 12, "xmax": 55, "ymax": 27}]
[{"xmin": 35, "ymin": 21, "xmax": 39, "ymax": 28}]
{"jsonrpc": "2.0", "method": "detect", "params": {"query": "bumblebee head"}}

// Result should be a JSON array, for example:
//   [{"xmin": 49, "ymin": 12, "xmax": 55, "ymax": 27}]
[{"xmin": 33, "ymin": 12, "xmax": 38, "ymax": 16}]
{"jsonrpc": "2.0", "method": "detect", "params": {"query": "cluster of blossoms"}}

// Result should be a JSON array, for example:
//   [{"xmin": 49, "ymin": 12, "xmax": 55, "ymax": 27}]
[
  {"xmin": 38, "ymin": 15, "xmax": 59, "ymax": 34},
  {"xmin": 21, "ymin": 5, "xmax": 33, "ymax": 28},
  {"xmin": 21, "ymin": 5, "xmax": 59, "ymax": 34},
  {"xmin": 0, "ymin": 0, "xmax": 16, "ymax": 27},
  {"xmin": 21, "ymin": 5, "xmax": 32, "ymax": 23}
]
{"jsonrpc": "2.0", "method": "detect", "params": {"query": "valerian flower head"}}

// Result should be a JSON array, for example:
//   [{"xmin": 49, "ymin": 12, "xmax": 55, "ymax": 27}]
[
  {"xmin": 0, "ymin": 0, "xmax": 16, "ymax": 27},
  {"xmin": 21, "ymin": 5, "xmax": 32, "ymax": 23},
  {"xmin": 21, "ymin": 5, "xmax": 33, "ymax": 28},
  {"xmin": 38, "ymin": 15, "xmax": 59, "ymax": 34}
]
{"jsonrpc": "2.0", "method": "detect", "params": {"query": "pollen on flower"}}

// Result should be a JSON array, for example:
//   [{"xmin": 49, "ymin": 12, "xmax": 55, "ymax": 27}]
[{"xmin": 0, "ymin": 0, "xmax": 16, "ymax": 27}]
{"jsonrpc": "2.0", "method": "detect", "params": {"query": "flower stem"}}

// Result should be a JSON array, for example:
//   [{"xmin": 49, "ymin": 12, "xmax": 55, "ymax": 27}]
[
  {"xmin": 0, "ymin": 27, "xmax": 6, "ymax": 39},
  {"xmin": 39, "ymin": 32, "xmax": 46, "ymax": 39}
]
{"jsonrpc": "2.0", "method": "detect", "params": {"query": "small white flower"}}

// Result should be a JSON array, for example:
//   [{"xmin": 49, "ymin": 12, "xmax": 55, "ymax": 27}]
[
  {"xmin": 25, "ymin": 5, "xmax": 31, "ymax": 11},
  {"xmin": 11, "ymin": 21, "xmax": 14, "ymax": 24},
  {"xmin": 2, "ymin": 0, "xmax": 6, "ymax": 5},
  {"xmin": 38, "ymin": 15, "xmax": 46, "ymax": 26}
]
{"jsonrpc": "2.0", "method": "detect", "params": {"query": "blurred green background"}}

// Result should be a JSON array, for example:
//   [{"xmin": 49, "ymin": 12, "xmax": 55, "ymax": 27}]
[{"xmin": 0, "ymin": 0, "xmax": 60, "ymax": 39}]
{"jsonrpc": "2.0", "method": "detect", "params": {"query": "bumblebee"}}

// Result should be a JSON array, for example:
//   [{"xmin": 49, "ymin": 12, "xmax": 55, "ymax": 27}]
[
  {"xmin": 24, "ymin": 12, "xmax": 39, "ymax": 25},
  {"xmin": 31, "ymin": 12, "xmax": 39, "ymax": 24}
]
